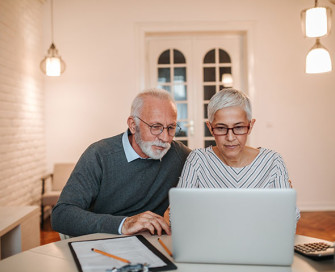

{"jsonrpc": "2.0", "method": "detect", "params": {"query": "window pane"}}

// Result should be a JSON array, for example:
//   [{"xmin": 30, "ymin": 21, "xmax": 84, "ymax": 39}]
[
  {"xmin": 204, "ymin": 140, "xmax": 216, "ymax": 148},
  {"xmin": 158, "ymin": 50, "xmax": 170, "ymax": 64},
  {"xmin": 158, "ymin": 85, "xmax": 171, "ymax": 93},
  {"xmin": 204, "ymin": 49, "xmax": 215, "ymax": 63},
  {"xmin": 177, "ymin": 103, "xmax": 188, "ymax": 120},
  {"xmin": 204, "ymin": 122, "xmax": 212, "ymax": 137},
  {"xmin": 204, "ymin": 67, "xmax": 216, "ymax": 82},
  {"xmin": 219, "ymin": 67, "xmax": 232, "ymax": 81},
  {"xmin": 174, "ymin": 85, "xmax": 187, "ymax": 101},
  {"xmin": 158, "ymin": 68, "xmax": 170, "ymax": 83},
  {"xmin": 204, "ymin": 103, "xmax": 208, "ymax": 119},
  {"xmin": 173, "ymin": 49, "xmax": 186, "ymax": 64},
  {"xmin": 174, "ymin": 67, "xmax": 186, "ymax": 82},
  {"xmin": 203, "ymin": 85, "xmax": 216, "ymax": 100},
  {"xmin": 219, "ymin": 49, "xmax": 231, "ymax": 63},
  {"xmin": 176, "ymin": 121, "xmax": 188, "ymax": 137}
]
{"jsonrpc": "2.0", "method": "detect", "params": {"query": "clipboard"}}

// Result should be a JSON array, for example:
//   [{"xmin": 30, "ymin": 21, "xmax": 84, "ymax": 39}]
[{"xmin": 69, "ymin": 235, "xmax": 177, "ymax": 272}]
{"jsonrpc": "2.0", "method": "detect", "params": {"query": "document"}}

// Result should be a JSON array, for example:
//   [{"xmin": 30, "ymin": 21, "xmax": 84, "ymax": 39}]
[{"xmin": 69, "ymin": 235, "xmax": 176, "ymax": 272}]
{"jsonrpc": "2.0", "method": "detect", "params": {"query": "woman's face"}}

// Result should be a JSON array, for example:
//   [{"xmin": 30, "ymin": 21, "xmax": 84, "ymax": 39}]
[{"xmin": 207, "ymin": 106, "xmax": 255, "ymax": 160}]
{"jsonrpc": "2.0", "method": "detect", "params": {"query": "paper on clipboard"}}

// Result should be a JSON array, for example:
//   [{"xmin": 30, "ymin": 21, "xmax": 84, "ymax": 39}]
[{"xmin": 69, "ymin": 235, "xmax": 176, "ymax": 272}]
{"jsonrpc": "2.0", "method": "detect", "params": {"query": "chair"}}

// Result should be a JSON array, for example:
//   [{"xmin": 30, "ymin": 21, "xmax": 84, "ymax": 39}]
[{"xmin": 41, "ymin": 163, "xmax": 75, "ymax": 227}]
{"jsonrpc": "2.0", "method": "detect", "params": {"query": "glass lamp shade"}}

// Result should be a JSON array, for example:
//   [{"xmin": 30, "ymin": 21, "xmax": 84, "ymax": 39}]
[
  {"xmin": 40, "ymin": 43, "xmax": 66, "ymax": 76},
  {"xmin": 301, "ymin": 6, "xmax": 332, "ymax": 38},
  {"xmin": 221, "ymin": 73, "xmax": 233, "ymax": 87},
  {"xmin": 306, "ymin": 39, "xmax": 332, "ymax": 73}
]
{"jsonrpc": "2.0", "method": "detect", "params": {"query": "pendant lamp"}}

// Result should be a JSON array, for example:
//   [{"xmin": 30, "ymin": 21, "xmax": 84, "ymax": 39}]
[
  {"xmin": 40, "ymin": 0, "xmax": 65, "ymax": 76},
  {"xmin": 306, "ymin": 39, "xmax": 332, "ymax": 73},
  {"xmin": 301, "ymin": 2, "xmax": 332, "ymax": 37},
  {"xmin": 301, "ymin": 0, "xmax": 333, "ymax": 73},
  {"xmin": 221, "ymin": 74, "xmax": 233, "ymax": 88}
]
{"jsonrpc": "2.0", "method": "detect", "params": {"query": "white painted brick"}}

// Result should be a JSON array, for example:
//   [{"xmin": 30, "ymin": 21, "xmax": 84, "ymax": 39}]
[{"xmin": 0, "ymin": 0, "xmax": 46, "ymax": 208}]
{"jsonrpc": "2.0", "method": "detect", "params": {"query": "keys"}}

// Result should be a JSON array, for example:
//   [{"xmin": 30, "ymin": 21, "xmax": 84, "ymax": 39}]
[
  {"xmin": 295, "ymin": 242, "xmax": 331, "ymax": 253},
  {"xmin": 294, "ymin": 242, "xmax": 334, "ymax": 260}
]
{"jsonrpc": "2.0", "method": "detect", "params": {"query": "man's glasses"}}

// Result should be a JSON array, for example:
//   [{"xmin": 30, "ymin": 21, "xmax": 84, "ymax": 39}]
[
  {"xmin": 135, "ymin": 116, "xmax": 181, "ymax": 137},
  {"xmin": 210, "ymin": 124, "xmax": 250, "ymax": 136}
]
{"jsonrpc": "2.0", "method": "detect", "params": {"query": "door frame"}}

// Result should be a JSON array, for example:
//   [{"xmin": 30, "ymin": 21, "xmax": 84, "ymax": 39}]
[{"xmin": 134, "ymin": 21, "xmax": 256, "ymax": 145}]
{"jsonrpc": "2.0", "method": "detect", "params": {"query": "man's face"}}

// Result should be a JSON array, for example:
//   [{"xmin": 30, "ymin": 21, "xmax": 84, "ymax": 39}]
[{"xmin": 132, "ymin": 97, "xmax": 177, "ymax": 159}]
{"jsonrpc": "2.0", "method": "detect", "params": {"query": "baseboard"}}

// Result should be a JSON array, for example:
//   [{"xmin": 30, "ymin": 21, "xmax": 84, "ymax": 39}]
[{"xmin": 298, "ymin": 202, "xmax": 335, "ymax": 211}]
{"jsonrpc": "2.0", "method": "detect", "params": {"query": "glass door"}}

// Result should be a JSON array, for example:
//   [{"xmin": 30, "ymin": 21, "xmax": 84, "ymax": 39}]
[{"xmin": 147, "ymin": 33, "xmax": 244, "ymax": 149}]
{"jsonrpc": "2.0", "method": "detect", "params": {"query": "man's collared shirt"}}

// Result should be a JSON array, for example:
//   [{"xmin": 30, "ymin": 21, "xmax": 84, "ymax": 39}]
[{"xmin": 122, "ymin": 130, "xmax": 142, "ymax": 163}]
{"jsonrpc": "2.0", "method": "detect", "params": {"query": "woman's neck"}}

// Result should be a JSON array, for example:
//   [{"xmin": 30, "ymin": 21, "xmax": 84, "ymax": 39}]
[{"xmin": 213, "ymin": 146, "xmax": 259, "ymax": 168}]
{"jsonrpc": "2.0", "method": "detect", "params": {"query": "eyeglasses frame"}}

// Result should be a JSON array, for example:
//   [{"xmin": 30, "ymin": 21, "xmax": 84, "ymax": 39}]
[
  {"xmin": 209, "ymin": 123, "xmax": 251, "ymax": 136},
  {"xmin": 134, "ymin": 116, "xmax": 181, "ymax": 137}
]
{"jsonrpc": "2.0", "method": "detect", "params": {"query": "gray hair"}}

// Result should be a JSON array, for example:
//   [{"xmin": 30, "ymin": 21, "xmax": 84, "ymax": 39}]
[
  {"xmin": 131, "ymin": 88, "xmax": 176, "ymax": 123},
  {"xmin": 208, "ymin": 88, "xmax": 252, "ymax": 122}
]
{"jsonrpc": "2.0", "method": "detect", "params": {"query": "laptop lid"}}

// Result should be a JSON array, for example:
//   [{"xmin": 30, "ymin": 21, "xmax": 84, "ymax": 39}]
[{"xmin": 169, "ymin": 188, "xmax": 296, "ymax": 266}]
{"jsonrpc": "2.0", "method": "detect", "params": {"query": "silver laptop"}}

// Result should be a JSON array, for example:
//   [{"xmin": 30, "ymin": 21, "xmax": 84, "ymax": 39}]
[{"xmin": 169, "ymin": 188, "xmax": 297, "ymax": 266}]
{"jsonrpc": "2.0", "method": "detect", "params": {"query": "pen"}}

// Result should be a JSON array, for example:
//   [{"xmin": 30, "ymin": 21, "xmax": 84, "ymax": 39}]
[
  {"xmin": 157, "ymin": 238, "xmax": 173, "ymax": 257},
  {"xmin": 91, "ymin": 248, "xmax": 131, "ymax": 264}
]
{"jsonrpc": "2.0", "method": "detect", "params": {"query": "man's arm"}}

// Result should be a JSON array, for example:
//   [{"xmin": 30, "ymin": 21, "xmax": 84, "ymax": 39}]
[{"xmin": 51, "ymin": 145, "xmax": 127, "ymax": 236}]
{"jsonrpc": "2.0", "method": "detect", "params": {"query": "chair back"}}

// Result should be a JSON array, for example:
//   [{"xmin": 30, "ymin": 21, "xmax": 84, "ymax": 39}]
[{"xmin": 52, "ymin": 163, "xmax": 75, "ymax": 191}]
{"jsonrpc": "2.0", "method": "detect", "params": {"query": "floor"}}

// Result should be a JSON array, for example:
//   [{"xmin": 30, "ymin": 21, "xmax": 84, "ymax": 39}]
[{"xmin": 40, "ymin": 211, "xmax": 335, "ymax": 245}]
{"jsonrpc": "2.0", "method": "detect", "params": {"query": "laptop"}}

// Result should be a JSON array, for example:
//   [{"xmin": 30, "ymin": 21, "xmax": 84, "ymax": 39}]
[{"xmin": 169, "ymin": 188, "xmax": 297, "ymax": 266}]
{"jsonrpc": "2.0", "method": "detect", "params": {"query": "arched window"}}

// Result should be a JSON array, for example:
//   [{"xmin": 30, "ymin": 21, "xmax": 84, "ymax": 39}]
[{"xmin": 203, "ymin": 48, "xmax": 233, "ymax": 147}]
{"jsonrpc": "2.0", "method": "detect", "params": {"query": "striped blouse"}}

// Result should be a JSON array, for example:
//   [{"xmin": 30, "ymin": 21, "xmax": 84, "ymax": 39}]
[{"xmin": 177, "ymin": 146, "xmax": 300, "ymax": 220}]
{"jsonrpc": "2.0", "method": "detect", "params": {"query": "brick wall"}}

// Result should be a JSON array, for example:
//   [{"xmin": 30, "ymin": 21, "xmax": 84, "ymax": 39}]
[{"xmin": 0, "ymin": 0, "xmax": 46, "ymax": 206}]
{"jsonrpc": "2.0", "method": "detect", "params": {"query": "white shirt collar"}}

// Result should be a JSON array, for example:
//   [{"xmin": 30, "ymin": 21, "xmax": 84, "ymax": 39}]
[{"xmin": 122, "ymin": 130, "xmax": 143, "ymax": 162}]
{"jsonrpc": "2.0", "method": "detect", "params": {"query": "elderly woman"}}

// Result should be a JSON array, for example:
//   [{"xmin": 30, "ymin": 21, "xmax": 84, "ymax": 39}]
[{"xmin": 177, "ymin": 88, "xmax": 300, "ymax": 220}]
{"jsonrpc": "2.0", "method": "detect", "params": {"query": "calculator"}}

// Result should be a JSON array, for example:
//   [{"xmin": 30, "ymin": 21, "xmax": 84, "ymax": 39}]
[{"xmin": 294, "ymin": 242, "xmax": 334, "ymax": 260}]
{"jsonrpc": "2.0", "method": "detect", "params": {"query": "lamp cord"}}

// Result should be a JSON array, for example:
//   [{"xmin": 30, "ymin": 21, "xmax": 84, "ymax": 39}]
[{"xmin": 51, "ymin": 0, "xmax": 54, "ymax": 43}]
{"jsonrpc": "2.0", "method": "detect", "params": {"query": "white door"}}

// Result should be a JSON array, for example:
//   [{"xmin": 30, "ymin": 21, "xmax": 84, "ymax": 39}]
[{"xmin": 147, "ymin": 33, "xmax": 245, "ymax": 149}]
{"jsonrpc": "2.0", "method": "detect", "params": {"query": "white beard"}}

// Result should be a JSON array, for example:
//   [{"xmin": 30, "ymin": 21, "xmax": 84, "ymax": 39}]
[{"xmin": 134, "ymin": 127, "xmax": 171, "ymax": 160}]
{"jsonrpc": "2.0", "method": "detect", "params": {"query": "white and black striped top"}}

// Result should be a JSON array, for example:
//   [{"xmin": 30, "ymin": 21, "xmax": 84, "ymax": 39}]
[
  {"xmin": 177, "ymin": 146, "xmax": 300, "ymax": 220},
  {"xmin": 177, "ymin": 147, "xmax": 291, "ymax": 189}
]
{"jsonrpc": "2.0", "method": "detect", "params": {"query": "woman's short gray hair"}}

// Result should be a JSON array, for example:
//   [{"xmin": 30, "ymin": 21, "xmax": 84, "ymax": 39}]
[
  {"xmin": 208, "ymin": 88, "xmax": 252, "ymax": 122},
  {"xmin": 131, "ymin": 88, "xmax": 175, "ymax": 120}
]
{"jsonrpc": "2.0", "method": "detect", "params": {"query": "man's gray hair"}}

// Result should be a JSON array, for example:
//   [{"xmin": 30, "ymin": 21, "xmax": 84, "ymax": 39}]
[
  {"xmin": 208, "ymin": 88, "xmax": 252, "ymax": 122},
  {"xmin": 131, "ymin": 88, "xmax": 176, "ymax": 120}
]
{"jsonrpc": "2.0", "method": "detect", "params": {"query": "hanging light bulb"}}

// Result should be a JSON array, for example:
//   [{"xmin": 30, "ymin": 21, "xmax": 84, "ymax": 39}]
[
  {"xmin": 40, "ymin": 0, "xmax": 66, "ymax": 76},
  {"xmin": 306, "ymin": 39, "xmax": 332, "ymax": 73},
  {"xmin": 40, "ymin": 43, "xmax": 65, "ymax": 76},
  {"xmin": 301, "ymin": 0, "xmax": 332, "ymax": 38},
  {"xmin": 221, "ymin": 73, "xmax": 233, "ymax": 87}
]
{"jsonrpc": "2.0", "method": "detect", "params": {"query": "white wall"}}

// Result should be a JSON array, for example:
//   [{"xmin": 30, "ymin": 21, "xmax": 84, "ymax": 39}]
[
  {"xmin": 43, "ymin": 0, "xmax": 335, "ymax": 210},
  {"xmin": 0, "ymin": 0, "xmax": 45, "ymax": 206}
]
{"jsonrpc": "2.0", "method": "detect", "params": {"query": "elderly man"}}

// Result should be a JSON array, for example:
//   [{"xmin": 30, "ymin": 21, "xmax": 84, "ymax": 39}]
[{"xmin": 51, "ymin": 88, "xmax": 190, "ymax": 236}]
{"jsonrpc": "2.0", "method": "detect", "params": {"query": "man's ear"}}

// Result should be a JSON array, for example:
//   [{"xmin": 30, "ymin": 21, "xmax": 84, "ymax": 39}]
[{"xmin": 127, "ymin": 116, "xmax": 136, "ymax": 134}]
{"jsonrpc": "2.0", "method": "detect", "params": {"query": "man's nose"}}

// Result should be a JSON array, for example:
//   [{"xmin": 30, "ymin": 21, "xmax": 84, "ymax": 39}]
[{"xmin": 158, "ymin": 127, "xmax": 171, "ymax": 142}]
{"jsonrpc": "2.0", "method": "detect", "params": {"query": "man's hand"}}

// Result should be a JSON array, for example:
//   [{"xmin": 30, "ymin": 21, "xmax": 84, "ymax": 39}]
[{"xmin": 121, "ymin": 211, "xmax": 171, "ymax": 236}]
